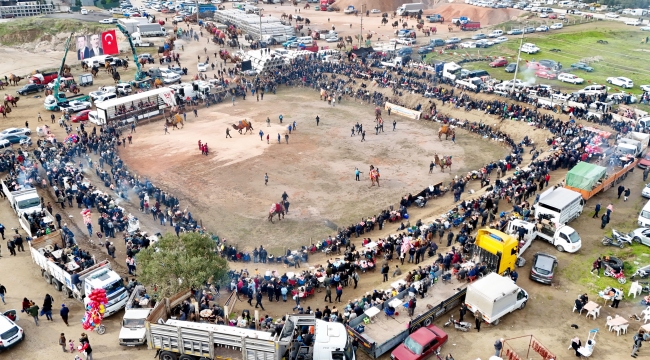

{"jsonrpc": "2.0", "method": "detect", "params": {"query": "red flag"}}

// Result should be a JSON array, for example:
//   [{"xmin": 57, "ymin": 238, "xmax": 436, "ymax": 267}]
[{"xmin": 102, "ymin": 30, "xmax": 118, "ymax": 55}]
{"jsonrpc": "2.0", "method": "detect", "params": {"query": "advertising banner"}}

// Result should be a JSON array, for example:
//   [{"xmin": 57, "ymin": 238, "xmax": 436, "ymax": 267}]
[
  {"xmin": 384, "ymin": 102, "xmax": 421, "ymax": 120},
  {"xmin": 75, "ymin": 30, "xmax": 119, "ymax": 60}
]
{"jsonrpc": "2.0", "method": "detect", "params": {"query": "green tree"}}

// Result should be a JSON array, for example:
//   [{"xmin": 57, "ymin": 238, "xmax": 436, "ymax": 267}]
[
  {"xmin": 75, "ymin": 0, "xmax": 82, "ymax": 6},
  {"xmin": 136, "ymin": 233, "xmax": 228, "ymax": 299}
]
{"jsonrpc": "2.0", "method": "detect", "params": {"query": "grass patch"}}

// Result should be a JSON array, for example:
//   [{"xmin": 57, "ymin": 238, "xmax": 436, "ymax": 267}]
[
  {"xmin": 424, "ymin": 21, "xmax": 650, "ymax": 98},
  {"xmin": 0, "ymin": 18, "xmax": 113, "ymax": 46}
]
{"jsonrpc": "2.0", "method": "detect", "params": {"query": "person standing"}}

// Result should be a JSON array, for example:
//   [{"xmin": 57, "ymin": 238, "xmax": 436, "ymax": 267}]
[
  {"xmin": 459, "ymin": 303, "xmax": 467, "ymax": 322},
  {"xmin": 610, "ymin": 288, "xmax": 623, "ymax": 308},
  {"xmin": 494, "ymin": 338, "xmax": 503, "ymax": 357},
  {"xmin": 361, "ymin": 130, "xmax": 366, "ymax": 142},
  {"xmin": 381, "ymin": 264, "xmax": 389, "ymax": 282},
  {"xmin": 259, "ymin": 130, "xmax": 264, "ymax": 141},
  {"xmin": 590, "ymin": 257, "xmax": 602, "ymax": 276},
  {"xmin": 601, "ymin": 213, "xmax": 610, "ymax": 229},
  {"xmin": 631, "ymin": 330, "xmax": 645, "ymax": 358},
  {"xmin": 43, "ymin": 293, "xmax": 54, "ymax": 321},
  {"xmin": 0, "ymin": 222, "xmax": 4, "ymax": 240},
  {"xmin": 226, "ymin": 128, "xmax": 232, "ymax": 138},
  {"xmin": 617, "ymin": 185, "xmax": 625, "ymax": 199},
  {"xmin": 593, "ymin": 203, "xmax": 601, "ymax": 219},
  {"xmin": 60, "ymin": 304, "xmax": 70, "ymax": 326},
  {"xmin": 335, "ymin": 285, "xmax": 342, "ymax": 303},
  {"xmin": 475, "ymin": 311, "xmax": 482, "ymax": 332},
  {"xmin": 264, "ymin": 173, "xmax": 269, "ymax": 185},
  {"xmin": 79, "ymin": 337, "xmax": 93, "ymax": 360},
  {"xmin": 355, "ymin": 168, "xmax": 361, "ymax": 181},
  {"xmin": 266, "ymin": 134, "xmax": 269, "ymax": 144},
  {"xmin": 606, "ymin": 203, "xmax": 613, "ymax": 216},
  {"xmin": 255, "ymin": 291, "xmax": 265, "ymax": 310},
  {"xmin": 0, "ymin": 283, "xmax": 6, "ymax": 304},
  {"xmin": 59, "ymin": 333, "xmax": 67, "ymax": 352},
  {"xmin": 164, "ymin": 124, "xmax": 169, "ymax": 134},
  {"xmin": 393, "ymin": 120, "xmax": 397, "ymax": 131},
  {"xmin": 316, "ymin": 115, "xmax": 320, "ymax": 126},
  {"xmin": 324, "ymin": 286, "xmax": 332, "ymax": 303},
  {"xmin": 645, "ymin": 167, "xmax": 650, "ymax": 182},
  {"xmin": 510, "ymin": 270, "xmax": 518, "ymax": 284},
  {"xmin": 624, "ymin": 188, "xmax": 631, "ymax": 201}
]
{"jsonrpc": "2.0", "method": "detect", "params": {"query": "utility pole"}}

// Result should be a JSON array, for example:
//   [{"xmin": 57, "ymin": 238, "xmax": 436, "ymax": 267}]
[
  {"xmin": 511, "ymin": 21, "xmax": 527, "ymax": 94},
  {"xmin": 359, "ymin": 4, "xmax": 366, "ymax": 48}
]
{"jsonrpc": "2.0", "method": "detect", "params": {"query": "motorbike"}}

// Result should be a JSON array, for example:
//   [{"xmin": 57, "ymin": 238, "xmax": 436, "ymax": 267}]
[
  {"xmin": 601, "ymin": 236, "xmax": 626, "ymax": 249},
  {"xmin": 443, "ymin": 315, "xmax": 472, "ymax": 332},
  {"xmin": 631, "ymin": 264, "xmax": 650, "ymax": 280},
  {"xmin": 611, "ymin": 229, "xmax": 634, "ymax": 246},
  {"xmin": 603, "ymin": 264, "xmax": 627, "ymax": 284}
]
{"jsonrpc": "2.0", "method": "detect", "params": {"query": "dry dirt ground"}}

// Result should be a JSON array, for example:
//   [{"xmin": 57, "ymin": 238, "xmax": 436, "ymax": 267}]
[{"xmin": 0, "ymin": 4, "xmax": 646, "ymax": 360}]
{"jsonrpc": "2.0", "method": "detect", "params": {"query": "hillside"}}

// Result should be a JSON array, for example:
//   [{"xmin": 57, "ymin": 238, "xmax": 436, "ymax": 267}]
[{"xmin": 0, "ymin": 18, "xmax": 113, "ymax": 48}]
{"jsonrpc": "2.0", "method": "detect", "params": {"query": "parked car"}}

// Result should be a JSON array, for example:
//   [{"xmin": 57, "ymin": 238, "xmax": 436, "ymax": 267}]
[
  {"xmin": 505, "ymin": 63, "xmax": 518, "ymax": 73},
  {"xmin": 459, "ymin": 41, "xmax": 476, "ymax": 48},
  {"xmin": 475, "ymin": 39, "xmax": 495, "ymax": 48},
  {"xmin": 526, "ymin": 62, "xmax": 547, "ymax": 70},
  {"xmin": 641, "ymin": 85, "xmax": 650, "ymax": 92},
  {"xmin": 471, "ymin": 33, "xmax": 487, "ymax": 40},
  {"xmin": 605, "ymin": 12, "xmax": 619, "ymax": 18},
  {"xmin": 0, "ymin": 310, "xmax": 24, "ymax": 350},
  {"xmin": 624, "ymin": 227, "xmax": 650, "ymax": 247},
  {"xmin": 71, "ymin": 110, "xmax": 92, "ymax": 123},
  {"xmin": 493, "ymin": 36, "xmax": 509, "ymax": 43},
  {"xmin": 535, "ymin": 70, "xmax": 557, "ymax": 79},
  {"xmin": 397, "ymin": 38, "xmax": 416, "ymax": 45},
  {"xmin": 370, "ymin": 9, "xmax": 380, "ymax": 13},
  {"xmin": 548, "ymin": 13, "xmax": 557, "ymax": 19},
  {"xmin": 530, "ymin": 252, "xmax": 558, "ymax": 284},
  {"xmin": 539, "ymin": 12, "xmax": 548, "ymax": 18},
  {"xmin": 17, "ymin": 83, "xmax": 44, "ymax": 95},
  {"xmin": 607, "ymin": 76, "xmax": 634, "ymax": 88},
  {"xmin": 570, "ymin": 62, "xmax": 594, "ymax": 72},
  {"xmin": 523, "ymin": 26, "xmax": 535, "ymax": 33},
  {"xmin": 558, "ymin": 73, "xmax": 584, "ymax": 84},
  {"xmin": 0, "ymin": 127, "xmax": 31, "ymax": 138},
  {"xmin": 197, "ymin": 63, "xmax": 208, "ymax": 72},
  {"xmin": 625, "ymin": 19, "xmax": 642, "ymax": 26},
  {"xmin": 507, "ymin": 28, "xmax": 523, "ymax": 35},
  {"xmin": 520, "ymin": 43, "xmax": 540, "ymax": 54},
  {"xmin": 417, "ymin": 46, "xmax": 434, "ymax": 54},
  {"xmin": 99, "ymin": 18, "xmax": 116, "ymax": 24},
  {"xmin": 536, "ymin": 25, "xmax": 549, "ymax": 32},
  {"xmin": 642, "ymin": 26, "xmax": 650, "ymax": 31},
  {"xmin": 2, "ymin": 134, "xmax": 30, "ymax": 145},
  {"xmin": 445, "ymin": 37, "xmax": 461, "ymax": 44},
  {"xmin": 550, "ymin": 23, "xmax": 563, "ymax": 29},
  {"xmin": 489, "ymin": 57, "xmax": 508, "ymax": 67},
  {"xmin": 642, "ymin": 183, "xmax": 650, "ymax": 198}
]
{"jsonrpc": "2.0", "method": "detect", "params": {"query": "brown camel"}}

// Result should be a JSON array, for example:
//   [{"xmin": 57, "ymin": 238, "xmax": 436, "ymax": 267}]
[
  {"xmin": 231, "ymin": 119, "xmax": 254, "ymax": 134},
  {"xmin": 8, "ymin": 74, "xmax": 22, "ymax": 86}
]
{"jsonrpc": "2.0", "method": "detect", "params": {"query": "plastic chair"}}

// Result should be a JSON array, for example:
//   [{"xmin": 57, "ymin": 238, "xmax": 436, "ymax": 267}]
[
  {"xmin": 620, "ymin": 324, "xmax": 629, "ymax": 334},
  {"xmin": 606, "ymin": 316, "xmax": 613, "ymax": 331}
]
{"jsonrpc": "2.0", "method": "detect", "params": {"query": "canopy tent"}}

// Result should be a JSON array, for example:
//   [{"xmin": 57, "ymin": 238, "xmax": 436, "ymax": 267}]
[{"xmin": 565, "ymin": 162, "xmax": 607, "ymax": 190}]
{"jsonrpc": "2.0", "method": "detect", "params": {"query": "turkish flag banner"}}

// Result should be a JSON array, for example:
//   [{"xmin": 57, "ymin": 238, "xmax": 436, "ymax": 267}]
[{"xmin": 102, "ymin": 30, "xmax": 119, "ymax": 55}]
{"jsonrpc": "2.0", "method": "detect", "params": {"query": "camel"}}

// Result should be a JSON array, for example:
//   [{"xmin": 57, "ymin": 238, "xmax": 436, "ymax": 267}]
[
  {"xmin": 303, "ymin": 4, "xmax": 309, "ymax": 9},
  {"xmin": 375, "ymin": 107, "xmax": 382, "ymax": 119},
  {"xmin": 392, "ymin": 21, "xmax": 399, "ymax": 29},
  {"xmin": 154, "ymin": 78, "xmax": 163, "ymax": 88},
  {"xmin": 231, "ymin": 119, "xmax": 253, "ymax": 134},
  {"xmin": 402, "ymin": 22, "xmax": 408, "ymax": 29},
  {"xmin": 4, "ymin": 95, "xmax": 19, "ymax": 107},
  {"xmin": 0, "ymin": 105, "xmax": 10, "ymax": 117},
  {"xmin": 166, "ymin": 114, "xmax": 184, "ymax": 129},
  {"xmin": 369, "ymin": 165, "xmax": 380, "ymax": 187},
  {"xmin": 281, "ymin": 13, "xmax": 288, "ymax": 20},
  {"xmin": 268, "ymin": 202, "xmax": 285, "ymax": 223},
  {"xmin": 8, "ymin": 74, "xmax": 22, "ymax": 86},
  {"xmin": 337, "ymin": 42, "xmax": 346, "ymax": 50},
  {"xmin": 438, "ymin": 124, "xmax": 455, "ymax": 140},
  {"xmin": 112, "ymin": 70, "xmax": 121, "ymax": 84},
  {"xmin": 381, "ymin": 18, "xmax": 389, "ymax": 26},
  {"xmin": 91, "ymin": 67, "xmax": 99, "ymax": 78},
  {"xmin": 81, "ymin": 62, "xmax": 89, "ymax": 71},
  {"xmin": 434, "ymin": 154, "xmax": 453, "ymax": 173},
  {"xmin": 345, "ymin": 36, "xmax": 353, "ymax": 45}
]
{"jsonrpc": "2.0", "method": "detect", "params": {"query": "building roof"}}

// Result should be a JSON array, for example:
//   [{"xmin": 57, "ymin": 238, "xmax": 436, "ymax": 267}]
[{"xmin": 539, "ymin": 187, "xmax": 582, "ymax": 209}]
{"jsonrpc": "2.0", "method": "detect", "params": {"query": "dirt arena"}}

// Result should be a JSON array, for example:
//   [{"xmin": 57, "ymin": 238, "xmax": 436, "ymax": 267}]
[{"xmin": 120, "ymin": 87, "xmax": 508, "ymax": 251}]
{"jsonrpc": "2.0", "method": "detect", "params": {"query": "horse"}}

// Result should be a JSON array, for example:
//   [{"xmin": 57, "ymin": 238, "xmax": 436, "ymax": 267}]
[
  {"xmin": 8, "ymin": 74, "xmax": 22, "ymax": 86},
  {"xmin": 166, "ymin": 114, "xmax": 184, "ymax": 129},
  {"xmin": 369, "ymin": 165, "xmax": 380, "ymax": 187},
  {"xmin": 438, "ymin": 124, "xmax": 454, "ymax": 140},
  {"xmin": 268, "ymin": 202, "xmax": 285, "ymax": 223},
  {"xmin": 232, "ymin": 120, "xmax": 253, "ymax": 134}
]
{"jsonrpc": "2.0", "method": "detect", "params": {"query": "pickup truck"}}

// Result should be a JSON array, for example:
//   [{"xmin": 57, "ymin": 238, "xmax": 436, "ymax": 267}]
[
  {"xmin": 30, "ymin": 72, "xmax": 58, "ymax": 85},
  {"xmin": 119, "ymin": 285, "xmax": 153, "ymax": 346},
  {"xmin": 44, "ymin": 93, "xmax": 90, "ymax": 111},
  {"xmin": 60, "ymin": 100, "xmax": 92, "ymax": 114},
  {"xmin": 344, "ymin": 5, "xmax": 355, "ymax": 14},
  {"xmin": 390, "ymin": 325, "xmax": 448, "ymax": 360},
  {"xmin": 426, "ymin": 14, "xmax": 444, "ymax": 23}
]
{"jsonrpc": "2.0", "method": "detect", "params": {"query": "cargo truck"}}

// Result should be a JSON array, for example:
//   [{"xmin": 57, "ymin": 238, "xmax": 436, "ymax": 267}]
[
  {"xmin": 119, "ymin": 285, "xmax": 154, "ymax": 346},
  {"xmin": 426, "ymin": 14, "xmax": 444, "ymax": 23},
  {"xmin": 137, "ymin": 24, "xmax": 166, "ymax": 37},
  {"xmin": 131, "ymin": 32, "xmax": 155, "ymax": 47},
  {"xmin": 534, "ymin": 187, "xmax": 584, "ymax": 224},
  {"xmin": 346, "ymin": 280, "xmax": 466, "ymax": 358},
  {"xmin": 460, "ymin": 21, "xmax": 481, "ymax": 31},
  {"xmin": 464, "ymin": 273, "xmax": 528, "ymax": 325},
  {"xmin": 505, "ymin": 218, "xmax": 582, "ymax": 254},
  {"xmin": 396, "ymin": 3, "xmax": 424, "ymax": 16},
  {"xmin": 563, "ymin": 160, "xmax": 637, "ymax": 200},
  {"xmin": 29, "ymin": 231, "xmax": 129, "ymax": 317},
  {"xmin": 616, "ymin": 132, "xmax": 650, "ymax": 158},
  {"xmin": 147, "ymin": 313, "xmax": 354, "ymax": 360},
  {"xmin": 1, "ymin": 181, "xmax": 41, "ymax": 217}
]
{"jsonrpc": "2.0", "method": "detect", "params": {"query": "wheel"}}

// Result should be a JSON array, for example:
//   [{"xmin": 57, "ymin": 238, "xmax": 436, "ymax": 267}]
[
  {"xmin": 52, "ymin": 279, "xmax": 62, "ymax": 291},
  {"xmin": 619, "ymin": 278, "xmax": 627, "ymax": 284},
  {"xmin": 492, "ymin": 318, "xmax": 500, "ymax": 325},
  {"xmin": 602, "ymin": 239, "xmax": 611, "ymax": 245},
  {"xmin": 423, "ymin": 317, "xmax": 433, "ymax": 326},
  {"xmin": 44, "ymin": 273, "xmax": 52, "ymax": 284},
  {"xmin": 634, "ymin": 237, "xmax": 641, "ymax": 244},
  {"xmin": 520, "ymin": 301, "xmax": 527, "ymax": 310},
  {"xmin": 555, "ymin": 245, "xmax": 564, "ymax": 252},
  {"xmin": 619, "ymin": 243, "xmax": 625, "ymax": 249},
  {"xmin": 97, "ymin": 325, "xmax": 106, "ymax": 335},
  {"xmin": 160, "ymin": 351, "xmax": 179, "ymax": 360}
]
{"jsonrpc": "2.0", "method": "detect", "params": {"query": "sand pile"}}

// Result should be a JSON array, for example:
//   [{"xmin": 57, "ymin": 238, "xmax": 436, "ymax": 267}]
[
  {"xmin": 427, "ymin": 3, "xmax": 523, "ymax": 25},
  {"xmin": 334, "ymin": 0, "xmax": 438, "ymax": 12}
]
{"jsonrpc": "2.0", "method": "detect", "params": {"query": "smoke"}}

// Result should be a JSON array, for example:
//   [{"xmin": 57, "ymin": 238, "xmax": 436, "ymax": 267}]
[{"xmin": 520, "ymin": 66, "xmax": 536, "ymax": 86}]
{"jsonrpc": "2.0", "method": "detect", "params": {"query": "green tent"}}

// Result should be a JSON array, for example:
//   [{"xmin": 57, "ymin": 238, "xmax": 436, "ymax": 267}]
[{"xmin": 565, "ymin": 162, "xmax": 607, "ymax": 190}]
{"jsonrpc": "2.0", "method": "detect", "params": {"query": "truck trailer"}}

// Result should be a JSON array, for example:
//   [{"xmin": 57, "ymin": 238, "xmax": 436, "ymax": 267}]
[
  {"xmin": 464, "ymin": 273, "xmax": 528, "ymax": 325},
  {"xmin": 396, "ymin": 3, "xmax": 424, "ymax": 16},
  {"xmin": 29, "ymin": 231, "xmax": 129, "ymax": 317},
  {"xmin": 137, "ymin": 24, "xmax": 166, "ymax": 37}
]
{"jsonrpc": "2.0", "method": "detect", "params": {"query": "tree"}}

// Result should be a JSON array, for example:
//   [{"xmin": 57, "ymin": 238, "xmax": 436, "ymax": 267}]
[
  {"xmin": 75, "ymin": 0, "xmax": 82, "ymax": 6},
  {"xmin": 136, "ymin": 232, "xmax": 229, "ymax": 299}
]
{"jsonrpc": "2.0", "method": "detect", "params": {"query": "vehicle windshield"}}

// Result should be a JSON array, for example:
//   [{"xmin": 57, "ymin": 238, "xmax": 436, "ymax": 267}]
[
  {"xmin": 403, "ymin": 336, "xmax": 423, "ymax": 355},
  {"xmin": 641, "ymin": 210, "xmax": 650, "ymax": 220},
  {"xmin": 123, "ymin": 318, "xmax": 146, "ymax": 328},
  {"xmin": 534, "ymin": 256, "xmax": 555, "ymax": 275},
  {"xmin": 17, "ymin": 197, "xmax": 41, "ymax": 210},
  {"xmin": 105, "ymin": 279, "xmax": 126, "ymax": 297},
  {"xmin": 567, "ymin": 231, "xmax": 581, "ymax": 243}
]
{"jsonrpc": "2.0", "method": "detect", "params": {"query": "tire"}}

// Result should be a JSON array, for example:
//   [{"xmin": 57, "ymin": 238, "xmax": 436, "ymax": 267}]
[
  {"xmin": 634, "ymin": 237, "xmax": 642, "ymax": 244},
  {"xmin": 159, "ymin": 351, "xmax": 178, "ymax": 360},
  {"xmin": 619, "ymin": 243, "xmax": 625, "ymax": 249},
  {"xmin": 492, "ymin": 318, "xmax": 500, "ymax": 325},
  {"xmin": 97, "ymin": 325, "xmax": 106, "ymax": 335},
  {"xmin": 619, "ymin": 278, "xmax": 627, "ymax": 284},
  {"xmin": 424, "ymin": 317, "xmax": 433, "ymax": 326},
  {"xmin": 179, "ymin": 356, "xmax": 195, "ymax": 360},
  {"xmin": 52, "ymin": 279, "xmax": 62, "ymax": 291},
  {"xmin": 520, "ymin": 301, "xmax": 527, "ymax": 310},
  {"xmin": 44, "ymin": 273, "xmax": 52, "ymax": 284},
  {"xmin": 555, "ymin": 245, "xmax": 564, "ymax": 252}
]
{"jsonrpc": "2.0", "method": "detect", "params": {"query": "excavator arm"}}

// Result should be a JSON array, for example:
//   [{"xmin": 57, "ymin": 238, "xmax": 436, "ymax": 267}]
[
  {"xmin": 116, "ymin": 23, "xmax": 146, "ymax": 81},
  {"xmin": 53, "ymin": 32, "xmax": 74, "ymax": 100}
]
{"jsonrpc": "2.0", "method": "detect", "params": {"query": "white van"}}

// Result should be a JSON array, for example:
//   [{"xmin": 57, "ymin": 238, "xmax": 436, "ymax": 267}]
[
  {"xmin": 639, "ymin": 200, "xmax": 650, "ymax": 227},
  {"xmin": 81, "ymin": 8, "xmax": 88, "ymax": 14},
  {"xmin": 534, "ymin": 187, "xmax": 584, "ymax": 225},
  {"xmin": 575, "ymin": 84, "xmax": 607, "ymax": 96},
  {"xmin": 94, "ymin": 92, "xmax": 117, "ymax": 103},
  {"xmin": 520, "ymin": 43, "xmax": 540, "ymax": 54},
  {"xmin": 296, "ymin": 36, "xmax": 313, "ymax": 45},
  {"xmin": 488, "ymin": 30, "xmax": 503, "ymax": 38}
]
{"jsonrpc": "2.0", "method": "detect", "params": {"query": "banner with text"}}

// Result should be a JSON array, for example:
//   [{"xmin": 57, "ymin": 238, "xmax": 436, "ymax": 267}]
[{"xmin": 384, "ymin": 102, "xmax": 421, "ymax": 120}]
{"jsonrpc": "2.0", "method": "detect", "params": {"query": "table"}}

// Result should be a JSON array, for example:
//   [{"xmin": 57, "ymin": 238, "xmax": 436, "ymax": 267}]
[
  {"xmin": 364, "ymin": 307, "xmax": 380, "ymax": 322},
  {"xmin": 390, "ymin": 280, "xmax": 406, "ymax": 290},
  {"xmin": 641, "ymin": 324, "xmax": 650, "ymax": 332},
  {"xmin": 51, "ymin": 249, "xmax": 63, "ymax": 260},
  {"xmin": 598, "ymin": 290, "xmax": 615, "ymax": 306},
  {"xmin": 388, "ymin": 298, "xmax": 403, "ymax": 308},
  {"xmin": 607, "ymin": 316, "xmax": 628, "ymax": 336},
  {"xmin": 583, "ymin": 301, "xmax": 599, "ymax": 319},
  {"xmin": 66, "ymin": 262, "xmax": 80, "ymax": 272},
  {"xmin": 364, "ymin": 241, "xmax": 378, "ymax": 249}
]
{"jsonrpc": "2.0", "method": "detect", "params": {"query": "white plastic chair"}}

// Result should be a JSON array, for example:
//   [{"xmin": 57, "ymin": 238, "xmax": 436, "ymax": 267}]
[
  {"xmin": 620, "ymin": 324, "xmax": 629, "ymax": 334},
  {"xmin": 573, "ymin": 303, "xmax": 585, "ymax": 314},
  {"xmin": 644, "ymin": 313, "xmax": 650, "ymax": 324},
  {"xmin": 586, "ymin": 309, "xmax": 597, "ymax": 320},
  {"xmin": 629, "ymin": 281, "xmax": 643, "ymax": 298},
  {"xmin": 594, "ymin": 306, "xmax": 601, "ymax": 318},
  {"xmin": 606, "ymin": 316, "xmax": 613, "ymax": 331},
  {"xmin": 612, "ymin": 325, "xmax": 622, "ymax": 336}
]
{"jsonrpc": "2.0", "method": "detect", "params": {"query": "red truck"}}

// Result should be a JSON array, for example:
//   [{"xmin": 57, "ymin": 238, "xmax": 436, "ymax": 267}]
[
  {"xmin": 30, "ymin": 72, "xmax": 58, "ymax": 85},
  {"xmin": 320, "ymin": 0, "xmax": 328, "ymax": 11},
  {"xmin": 299, "ymin": 42, "xmax": 319, "ymax": 52},
  {"xmin": 461, "ymin": 22, "xmax": 481, "ymax": 31},
  {"xmin": 390, "ymin": 325, "xmax": 448, "ymax": 360}
]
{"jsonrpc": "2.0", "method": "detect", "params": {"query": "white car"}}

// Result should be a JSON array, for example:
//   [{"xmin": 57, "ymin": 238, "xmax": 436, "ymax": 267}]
[
  {"xmin": 605, "ymin": 12, "xmax": 619, "ymax": 18},
  {"xmin": 397, "ymin": 38, "xmax": 416, "ymax": 45},
  {"xmin": 550, "ymin": 23, "xmax": 563, "ymax": 29},
  {"xmin": 0, "ymin": 127, "xmax": 31, "ymax": 138},
  {"xmin": 643, "ymin": 183, "xmax": 650, "ymax": 198},
  {"xmin": 460, "ymin": 41, "xmax": 476, "ymax": 48},
  {"xmin": 493, "ymin": 36, "xmax": 508, "ymax": 43},
  {"xmin": 539, "ymin": 12, "xmax": 548, "ymax": 18},
  {"xmin": 99, "ymin": 18, "xmax": 116, "ymax": 24},
  {"xmin": 325, "ymin": 36, "xmax": 339, "ymax": 42},
  {"xmin": 641, "ymin": 85, "xmax": 650, "ymax": 92},
  {"xmin": 173, "ymin": 15, "xmax": 184, "ymax": 22},
  {"xmin": 197, "ymin": 63, "xmax": 208, "ymax": 72},
  {"xmin": 89, "ymin": 90, "xmax": 113, "ymax": 101},
  {"xmin": 625, "ymin": 19, "xmax": 642, "ymax": 26},
  {"xmin": 371, "ymin": 9, "xmax": 380, "ymax": 13},
  {"xmin": 642, "ymin": 26, "xmax": 650, "ymax": 31},
  {"xmin": 558, "ymin": 73, "xmax": 584, "ymax": 84},
  {"xmin": 520, "ymin": 43, "xmax": 540, "ymax": 54},
  {"xmin": 607, "ymin": 76, "xmax": 634, "ymax": 88},
  {"xmin": 0, "ymin": 310, "xmax": 24, "ymax": 349},
  {"xmin": 536, "ymin": 25, "xmax": 549, "ymax": 32},
  {"xmin": 110, "ymin": 8, "xmax": 123, "ymax": 14}
]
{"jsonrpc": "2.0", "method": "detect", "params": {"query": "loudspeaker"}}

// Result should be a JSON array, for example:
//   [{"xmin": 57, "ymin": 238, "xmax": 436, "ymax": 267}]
[{"xmin": 241, "ymin": 60, "xmax": 252, "ymax": 71}]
